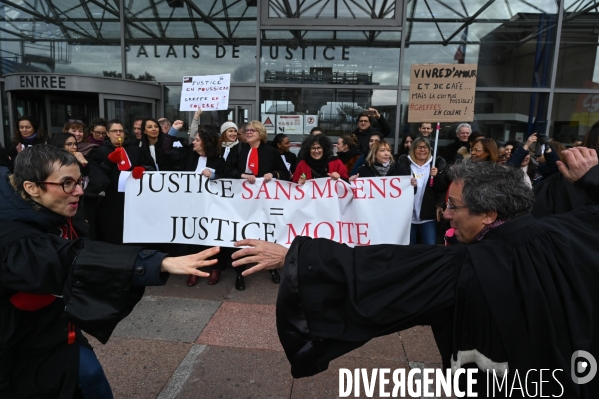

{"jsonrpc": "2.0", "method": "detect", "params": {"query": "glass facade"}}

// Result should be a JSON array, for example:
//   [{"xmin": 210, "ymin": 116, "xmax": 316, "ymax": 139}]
[{"xmin": 1, "ymin": 0, "xmax": 598, "ymax": 144}]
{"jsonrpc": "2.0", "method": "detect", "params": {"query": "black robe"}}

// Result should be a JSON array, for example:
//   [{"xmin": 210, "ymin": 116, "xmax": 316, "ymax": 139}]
[
  {"xmin": 225, "ymin": 142, "xmax": 290, "ymax": 181},
  {"xmin": 277, "ymin": 166, "xmax": 599, "ymax": 398},
  {"xmin": 89, "ymin": 139, "xmax": 143, "ymax": 244},
  {"xmin": 0, "ymin": 166, "xmax": 169, "ymax": 398}
]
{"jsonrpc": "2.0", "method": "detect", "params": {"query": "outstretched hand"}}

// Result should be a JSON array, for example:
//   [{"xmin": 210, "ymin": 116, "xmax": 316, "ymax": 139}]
[
  {"xmin": 160, "ymin": 246, "xmax": 220, "ymax": 277},
  {"xmin": 232, "ymin": 239, "xmax": 288, "ymax": 276},
  {"xmin": 557, "ymin": 147, "xmax": 598, "ymax": 182}
]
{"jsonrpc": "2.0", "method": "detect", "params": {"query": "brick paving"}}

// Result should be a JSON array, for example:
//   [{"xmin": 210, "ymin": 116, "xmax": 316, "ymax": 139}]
[{"xmin": 89, "ymin": 269, "xmax": 448, "ymax": 398}]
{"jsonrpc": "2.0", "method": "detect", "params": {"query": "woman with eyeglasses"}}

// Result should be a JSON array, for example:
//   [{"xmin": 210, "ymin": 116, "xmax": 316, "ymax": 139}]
[
  {"xmin": 90, "ymin": 119, "xmax": 144, "ymax": 245},
  {"xmin": 7, "ymin": 115, "xmax": 48, "ymax": 168},
  {"xmin": 225, "ymin": 120, "xmax": 290, "ymax": 290},
  {"xmin": 293, "ymin": 134, "xmax": 348, "ymax": 184},
  {"xmin": 164, "ymin": 121, "xmax": 229, "ymax": 287},
  {"xmin": 395, "ymin": 138, "xmax": 447, "ymax": 245},
  {"xmin": 79, "ymin": 117, "xmax": 107, "ymax": 156},
  {"xmin": 50, "ymin": 134, "xmax": 110, "ymax": 240}
]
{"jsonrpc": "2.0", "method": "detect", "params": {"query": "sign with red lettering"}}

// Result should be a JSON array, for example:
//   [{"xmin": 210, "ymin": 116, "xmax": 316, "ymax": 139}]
[
  {"xmin": 408, "ymin": 64, "xmax": 478, "ymax": 122},
  {"xmin": 123, "ymin": 174, "xmax": 413, "ymax": 247},
  {"xmin": 180, "ymin": 74, "xmax": 230, "ymax": 111}
]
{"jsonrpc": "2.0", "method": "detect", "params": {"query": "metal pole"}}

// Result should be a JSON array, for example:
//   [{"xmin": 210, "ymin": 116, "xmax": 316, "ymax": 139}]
[
  {"xmin": 119, "ymin": 0, "xmax": 127, "ymax": 79},
  {"xmin": 430, "ymin": 122, "xmax": 440, "ymax": 186},
  {"xmin": 545, "ymin": 0, "xmax": 565, "ymax": 136}
]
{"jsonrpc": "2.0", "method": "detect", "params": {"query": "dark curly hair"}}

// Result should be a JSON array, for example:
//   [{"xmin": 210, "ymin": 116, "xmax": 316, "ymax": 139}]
[
  {"xmin": 198, "ymin": 125, "xmax": 221, "ymax": 158},
  {"xmin": 272, "ymin": 133, "xmax": 288, "ymax": 148},
  {"xmin": 298, "ymin": 134, "xmax": 333, "ymax": 161}
]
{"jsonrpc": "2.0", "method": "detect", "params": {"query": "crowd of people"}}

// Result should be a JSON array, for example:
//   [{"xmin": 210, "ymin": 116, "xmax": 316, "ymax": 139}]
[
  {"xmin": 2, "ymin": 112, "xmax": 598, "ymax": 260},
  {"xmin": 1, "ymin": 106, "xmax": 599, "ymax": 398}
]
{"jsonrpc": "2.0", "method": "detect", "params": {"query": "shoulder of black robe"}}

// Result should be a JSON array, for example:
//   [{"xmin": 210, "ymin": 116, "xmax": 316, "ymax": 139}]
[{"xmin": 531, "ymin": 171, "xmax": 594, "ymax": 217}]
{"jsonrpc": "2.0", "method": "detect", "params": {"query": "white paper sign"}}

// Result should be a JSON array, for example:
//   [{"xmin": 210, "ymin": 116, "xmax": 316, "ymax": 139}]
[
  {"xmin": 277, "ymin": 115, "xmax": 303, "ymax": 134},
  {"xmin": 117, "ymin": 171, "xmax": 132, "ymax": 192},
  {"xmin": 179, "ymin": 74, "xmax": 230, "ymax": 111},
  {"xmin": 123, "ymin": 174, "xmax": 414, "ymax": 248}
]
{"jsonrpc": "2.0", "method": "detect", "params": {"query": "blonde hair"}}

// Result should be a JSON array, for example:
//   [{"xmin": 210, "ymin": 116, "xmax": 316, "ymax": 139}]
[
  {"xmin": 366, "ymin": 140, "xmax": 394, "ymax": 167},
  {"xmin": 247, "ymin": 120, "xmax": 267, "ymax": 144}
]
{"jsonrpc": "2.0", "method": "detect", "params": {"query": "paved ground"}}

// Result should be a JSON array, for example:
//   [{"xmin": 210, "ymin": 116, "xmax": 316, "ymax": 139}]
[{"xmin": 89, "ymin": 269, "xmax": 448, "ymax": 399}]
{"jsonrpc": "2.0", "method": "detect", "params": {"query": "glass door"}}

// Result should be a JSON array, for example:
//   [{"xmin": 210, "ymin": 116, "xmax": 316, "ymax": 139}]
[
  {"xmin": 101, "ymin": 94, "xmax": 155, "ymax": 139},
  {"xmin": 226, "ymin": 104, "xmax": 252, "ymax": 125}
]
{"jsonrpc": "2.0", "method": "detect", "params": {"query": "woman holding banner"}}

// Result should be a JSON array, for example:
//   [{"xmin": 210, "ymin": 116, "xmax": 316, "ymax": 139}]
[
  {"xmin": 163, "ymin": 121, "xmax": 228, "ymax": 287},
  {"xmin": 293, "ymin": 134, "xmax": 348, "ymax": 184},
  {"xmin": 226, "ymin": 120, "xmax": 290, "ymax": 290}
]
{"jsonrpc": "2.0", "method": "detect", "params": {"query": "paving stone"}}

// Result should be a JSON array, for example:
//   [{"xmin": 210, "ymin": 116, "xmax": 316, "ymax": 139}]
[
  {"xmin": 145, "ymin": 271, "xmax": 237, "ymax": 301},
  {"xmin": 112, "ymin": 295, "xmax": 222, "ymax": 343},
  {"xmin": 347, "ymin": 332, "xmax": 407, "ymax": 362},
  {"xmin": 88, "ymin": 335, "xmax": 191, "ymax": 399},
  {"xmin": 291, "ymin": 355, "xmax": 409, "ymax": 399},
  {"xmin": 175, "ymin": 346, "xmax": 293, "ymax": 399},
  {"xmin": 224, "ymin": 270, "xmax": 281, "ymax": 305},
  {"xmin": 400, "ymin": 325, "xmax": 443, "ymax": 364},
  {"xmin": 197, "ymin": 302, "xmax": 282, "ymax": 351}
]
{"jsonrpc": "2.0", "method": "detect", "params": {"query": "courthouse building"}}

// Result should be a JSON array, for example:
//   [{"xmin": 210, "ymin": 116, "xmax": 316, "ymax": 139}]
[{"xmin": 1, "ymin": 0, "xmax": 598, "ymax": 146}]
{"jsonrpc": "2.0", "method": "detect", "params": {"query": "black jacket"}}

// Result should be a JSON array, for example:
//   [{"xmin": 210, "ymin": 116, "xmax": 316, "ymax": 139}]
[
  {"xmin": 89, "ymin": 139, "xmax": 144, "ymax": 244},
  {"xmin": 354, "ymin": 160, "xmax": 405, "ymax": 178},
  {"xmin": 395, "ymin": 155, "xmax": 447, "ymax": 221},
  {"xmin": 276, "ymin": 165, "xmax": 599, "ymax": 398},
  {"xmin": 0, "ymin": 166, "xmax": 168, "ymax": 398},
  {"xmin": 351, "ymin": 114, "xmax": 392, "ymax": 152},
  {"xmin": 226, "ymin": 142, "xmax": 290, "ymax": 181},
  {"xmin": 444, "ymin": 138, "xmax": 470, "ymax": 165}
]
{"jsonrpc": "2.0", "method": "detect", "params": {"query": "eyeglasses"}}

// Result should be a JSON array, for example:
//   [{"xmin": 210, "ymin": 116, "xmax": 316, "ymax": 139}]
[
  {"xmin": 415, "ymin": 146, "xmax": 429, "ymax": 150},
  {"xmin": 245, "ymin": 129, "xmax": 257, "ymax": 133},
  {"xmin": 92, "ymin": 130, "xmax": 106, "ymax": 136},
  {"xmin": 109, "ymin": 129, "xmax": 124, "ymax": 133},
  {"xmin": 310, "ymin": 147, "xmax": 323, "ymax": 151},
  {"xmin": 68, "ymin": 119, "xmax": 83, "ymax": 123},
  {"xmin": 446, "ymin": 200, "xmax": 467, "ymax": 211},
  {"xmin": 35, "ymin": 176, "xmax": 89, "ymax": 194},
  {"xmin": 470, "ymin": 147, "xmax": 484, "ymax": 153},
  {"xmin": 359, "ymin": 120, "xmax": 370, "ymax": 123}
]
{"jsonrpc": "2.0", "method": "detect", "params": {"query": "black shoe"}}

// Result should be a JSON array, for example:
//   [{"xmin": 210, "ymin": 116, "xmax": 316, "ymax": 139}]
[
  {"xmin": 235, "ymin": 274, "xmax": 245, "ymax": 291},
  {"xmin": 270, "ymin": 270, "xmax": 280, "ymax": 284}
]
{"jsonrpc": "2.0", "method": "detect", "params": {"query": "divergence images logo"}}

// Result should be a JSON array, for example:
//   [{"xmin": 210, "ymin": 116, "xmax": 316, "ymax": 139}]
[{"xmin": 571, "ymin": 350, "xmax": 597, "ymax": 384}]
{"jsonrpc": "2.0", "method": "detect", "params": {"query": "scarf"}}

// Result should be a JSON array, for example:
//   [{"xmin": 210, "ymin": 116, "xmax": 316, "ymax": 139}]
[
  {"xmin": 248, "ymin": 147, "xmax": 259, "ymax": 175},
  {"xmin": 21, "ymin": 133, "xmax": 38, "ymax": 145},
  {"xmin": 373, "ymin": 161, "xmax": 392, "ymax": 176},
  {"xmin": 222, "ymin": 140, "xmax": 238, "ymax": 148},
  {"xmin": 88, "ymin": 135, "xmax": 104, "ymax": 146},
  {"xmin": 473, "ymin": 219, "xmax": 506, "ymax": 242},
  {"xmin": 305, "ymin": 155, "xmax": 329, "ymax": 178},
  {"xmin": 337, "ymin": 147, "xmax": 361, "ymax": 164}
]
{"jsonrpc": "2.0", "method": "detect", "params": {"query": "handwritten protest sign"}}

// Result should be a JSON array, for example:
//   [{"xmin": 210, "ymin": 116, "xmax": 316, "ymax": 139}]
[
  {"xmin": 179, "ymin": 74, "xmax": 230, "ymax": 111},
  {"xmin": 123, "ymin": 174, "xmax": 413, "ymax": 248},
  {"xmin": 408, "ymin": 64, "xmax": 477, "ymax": 123}
]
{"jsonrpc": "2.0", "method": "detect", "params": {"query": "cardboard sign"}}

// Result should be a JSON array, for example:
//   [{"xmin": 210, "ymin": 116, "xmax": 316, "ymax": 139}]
[
  {"xmin": 179, "ymin": 74, "xmax": 230, "ymax": 111},
  {"xmin": 408, "ymin": 64, "xmax": 477, "ymax": 123},
  {"xmin": 277, "ymin": 115, "xmax": 304, "ymax": 134}
]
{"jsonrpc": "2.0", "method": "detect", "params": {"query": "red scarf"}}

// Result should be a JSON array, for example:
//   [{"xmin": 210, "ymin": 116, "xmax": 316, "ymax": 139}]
[{"xmin": 248, "ymin": 147, "xmax": 259, "ymax": 175}]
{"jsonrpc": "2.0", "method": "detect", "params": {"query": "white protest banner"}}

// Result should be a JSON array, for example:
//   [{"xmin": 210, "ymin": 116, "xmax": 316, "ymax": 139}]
[
  {"xmin": 123, "ymin": 174, "xmax": 414, "ymax": 248},
  {"xmin": 179, "ymin": 74, "xmax": 230, "ymax": 111},
  {"xmin": 408, "ymin": 63, "xmax": 478, "ymax": 123}
]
